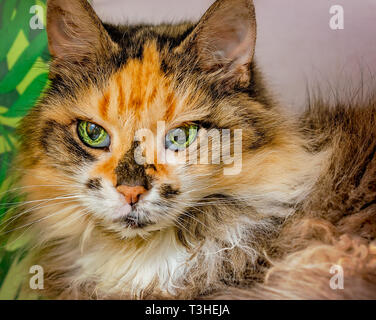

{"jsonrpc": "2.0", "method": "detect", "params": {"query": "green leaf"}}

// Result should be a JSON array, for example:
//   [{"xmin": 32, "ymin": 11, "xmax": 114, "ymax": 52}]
[
  {"xmin": 17, "ymin": 56, "xmax": 47, "ymax": 94},
  {"xmin": 2, "ymin": 0, "xmax": 18, "ymax": 25},
  {"xmin": 0, "ymin": 115, "xmax": 21, "ymax": 128},
  {"xmin": 0, "ymin": 106, "xmax": 8, "ymax": 113},
  {"xmin": 7, "ymin": 29, "xmax": 30, "ymax": 70},
  {"xmin": 0, "ymin": 133, "xmax": 17, "ymax": 154},
  {"xmin": 0, "ymin": 251, "xmax": 31, "ymax": 300},
  {"xmin": 0, "ymin": 0, "xmax": 31, "ymax": 61},
  {"xmin": 5, "ymin": 233, "xmax": 32, "ymax": 252},
  {"xmin": 0, "ymin": 0, "xmax": 48, "ymax": 301},
  {"xmin": 4, "ymin": 73, "xmax": 48, "ymax": 118},
  {"xmin": 0, "ymin": 31, "xmax": 47, "ymax": 93}
]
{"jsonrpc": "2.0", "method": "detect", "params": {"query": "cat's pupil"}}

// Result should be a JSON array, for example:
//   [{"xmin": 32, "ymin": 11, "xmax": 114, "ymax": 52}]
[
  {"xmin": 87, "ymin": 123, "xmax": 101, "ymax": 141},
  {"xmin": 173, "ymin": 129, "xmax": 188, "ymax": 144}
]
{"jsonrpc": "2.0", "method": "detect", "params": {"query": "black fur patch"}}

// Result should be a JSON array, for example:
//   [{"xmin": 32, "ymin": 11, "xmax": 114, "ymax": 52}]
[
  {"xmin": 115, "ymin": 142, "xmax": 152, "ymax": 189},
  {"xmin": 160, "ymin": 184, "xmax": 180, "ymax": 199},
  {"xmin": 40, "ymin": 120, "xmax": 96, "ymax": 166},
  {"xmin": 86, "ymin": 178, "xmax": 102, "ymax": 190}
]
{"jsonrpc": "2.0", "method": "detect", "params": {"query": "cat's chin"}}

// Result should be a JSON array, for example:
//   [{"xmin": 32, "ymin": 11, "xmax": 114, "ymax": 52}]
[
  {"xmin": 109, "ymin": 204, "xmax": 148, "ymax": 229},
  {"xmin": 104, "ymin": 206, "xmax": 176, "ymax": 239},
  {"xmin": 112, "ymin": 204, "xmax": 133, "ymax": 220},
  {"xmin": 111, "ymin": 205, "xmax": 157, "ymax": 231},
  {"xmin": 113, "ymin": 221, "xmax": 171, "ymax": 240},
  {"xmin": 92, "ymin": 200, "xmax": 176, "ymax": 238},
  {"xmin": 115, "ymin": 214, "xmax": 149, "ymax": 229}
]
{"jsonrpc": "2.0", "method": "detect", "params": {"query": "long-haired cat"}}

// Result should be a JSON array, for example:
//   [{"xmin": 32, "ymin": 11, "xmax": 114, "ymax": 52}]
[{"xmin": 4, "ymin": 0, "xmax": 376, "ymax": 299}]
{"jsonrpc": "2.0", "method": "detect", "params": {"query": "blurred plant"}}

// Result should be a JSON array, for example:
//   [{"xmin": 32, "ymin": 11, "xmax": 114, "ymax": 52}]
[{"xmin": 0, "ymin": 0, "xmax": 49, "ymax": 300}]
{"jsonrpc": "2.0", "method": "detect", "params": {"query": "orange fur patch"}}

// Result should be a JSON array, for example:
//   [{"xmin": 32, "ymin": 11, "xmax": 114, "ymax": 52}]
[{"xmin": 87, "ymin": 41, "xmax": 181, "ymax": 187}]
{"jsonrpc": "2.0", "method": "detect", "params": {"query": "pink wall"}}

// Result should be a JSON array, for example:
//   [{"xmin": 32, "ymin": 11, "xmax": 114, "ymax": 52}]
[{"xmin": 93, "ymin": 0, "xmax": 376, "ymax": 112}]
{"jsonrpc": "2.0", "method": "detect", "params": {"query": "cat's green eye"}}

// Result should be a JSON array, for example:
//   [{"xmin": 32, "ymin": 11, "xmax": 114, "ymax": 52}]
[
  {"xmin": 77, "ymin": 121, "xmax": 110, "ymax": 148},
  {"xmin": 165, "ymin": 124, "xmax": 198, "ymax": 151}
]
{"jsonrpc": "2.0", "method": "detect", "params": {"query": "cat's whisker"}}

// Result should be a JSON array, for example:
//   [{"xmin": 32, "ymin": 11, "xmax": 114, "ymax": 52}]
[
  {"xmin": 0, "ymin": 194, "xmax": 84, "ymax": 208},
  {"xmin": 176, "ymin": 212, "xmax": 210, "ymax": 231},
  {"xmin": 157, "ymin": 200, "xmax": 212, "ymax": 231},
  {"xmin": 0, "ymin": 184, "xmax": 78, "ymax": 197},
  {"xmin": 0, "ymin": 198, "xmax": 82, "ymax": 232},
  {"xmin": 146, "ymin": 200, "xmax": 198, "ymax": 234},
  {"xmin": 6, "ymin": 165, "xmax": 70, "ymax": 181},
  {"xmin": 0, "ymin": 197, "xmax": 83, "ymax": 232},
  {"xmin": 2, "ymin": 205, "xmax": 86, "ymax": 251},
  {"xmin": 162, "ymin": 210, "xmax": 198, "ymax": 239},
  {"xmin": 0, "ymin": 202, "xmax": 83, "ymax": 236},
  {"xmin": 32, "ymin": 209, "xmax": 94, "ymax": 252},
  {"xmin": 5, "ymin": 166, "xmax": 82, "ymax": 189},
  {"xmin": 54, "ymin": 207, "xmax": 92, "ymax": 232}
]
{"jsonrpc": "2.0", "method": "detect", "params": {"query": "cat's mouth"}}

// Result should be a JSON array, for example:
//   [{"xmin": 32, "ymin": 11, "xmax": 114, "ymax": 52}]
[
  {"xmin": 120, "ymin": 215, "xmax": 148, "ymax": 229},
  {"xmin": 113, "ymin": 207, "xmax": 155, "ymax": 229}
]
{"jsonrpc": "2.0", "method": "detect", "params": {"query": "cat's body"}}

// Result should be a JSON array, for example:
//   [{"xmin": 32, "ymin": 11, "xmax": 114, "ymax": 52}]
[
  {"xmin": 5, "ymin": 0, "xmax": 376, "ymax": 299},
  {"xmin": 221, "ymin": 101, "xmax": 376, "ymax": 299}
]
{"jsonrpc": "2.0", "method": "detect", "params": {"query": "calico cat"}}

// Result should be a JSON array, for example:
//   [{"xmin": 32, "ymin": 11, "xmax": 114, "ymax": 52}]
[{"xmin": 5, "ymin": 0, "xmax": 376, "ymax": 299}]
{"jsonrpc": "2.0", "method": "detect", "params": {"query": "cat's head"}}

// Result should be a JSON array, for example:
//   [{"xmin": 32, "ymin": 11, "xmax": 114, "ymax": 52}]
[{"xmin": 17, "ymin": 0, "xmax": 299, "ymax": 241}]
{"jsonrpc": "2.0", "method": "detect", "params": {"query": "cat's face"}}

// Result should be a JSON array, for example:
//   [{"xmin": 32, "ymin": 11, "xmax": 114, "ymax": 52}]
[
  {"xmin": 32, "ymin": 42, "xmax": 239, "ymax": 238},
  {"xmin": 18, "ymin": 0, "xmax": 290, "ymax": 240}
]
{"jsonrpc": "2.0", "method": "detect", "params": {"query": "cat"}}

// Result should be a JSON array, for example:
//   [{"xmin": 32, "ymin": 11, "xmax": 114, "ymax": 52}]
[{"xmin": 5, "ymin": 0, "xmax": 376, "ymax": 299}]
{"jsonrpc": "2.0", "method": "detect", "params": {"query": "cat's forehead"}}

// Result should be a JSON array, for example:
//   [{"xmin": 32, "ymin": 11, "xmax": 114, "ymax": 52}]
[{"xmin": 82, "ymin": 40, "xmax": 187, "ymax": 131}]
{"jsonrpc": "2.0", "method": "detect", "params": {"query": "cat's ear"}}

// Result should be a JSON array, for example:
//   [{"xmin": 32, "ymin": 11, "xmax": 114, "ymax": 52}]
[
  {"xmin": 47, "ymin": 0, "xmax": 118, "ymax": 65},
  {"xmin": 178, "ymin": 0, "xmax": 257, "ymax": 87}
]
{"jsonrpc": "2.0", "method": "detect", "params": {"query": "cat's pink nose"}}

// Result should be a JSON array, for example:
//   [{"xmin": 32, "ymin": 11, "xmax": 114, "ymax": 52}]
[{"xmin": 117, "ymin": 185, "xmax": 146, "ymax": 205}]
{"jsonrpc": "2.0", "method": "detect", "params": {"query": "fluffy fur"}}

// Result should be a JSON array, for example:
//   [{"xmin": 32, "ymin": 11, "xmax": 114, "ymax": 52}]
[{"xmin": 4, "ymin": 0, "xmax": 376, "ymax": 299}]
